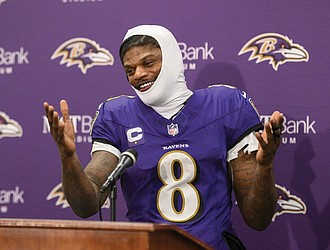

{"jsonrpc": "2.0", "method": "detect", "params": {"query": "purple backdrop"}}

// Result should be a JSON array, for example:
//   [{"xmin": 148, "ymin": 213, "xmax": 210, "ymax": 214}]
[{"xmin": 1, "ymin": 1, "xmax": 329, "ymax": 249}]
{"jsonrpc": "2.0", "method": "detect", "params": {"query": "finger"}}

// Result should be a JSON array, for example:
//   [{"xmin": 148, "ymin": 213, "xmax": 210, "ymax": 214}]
[
  {"xmin": 53, "ymin": 111, "xmax": 60, "ymax": 131},
  {"xmin": 270, "ymin": 112, "xmax": 284, "ymax": 127},
  {"xmin": 60, "ymin": 100, "xmax": 70, "ymax": 122},
  {"xmin": 52, "ymin": 111, "xmax": 65, "ymax": 142},
  {"xmin": 44, "ymin": 102, "xmax": 51, "ymax": 118},
  {"xmin": 43, "ymin": 102, "xmax": 49, "ymax": 113},
  {"xmin": 47, "ymin": 105, "xmax": 55, "ymax": 125},
  {"xmin": 271, "ymin": 122, "xmax": 282, "ymax": 137},
  {"xmin": 264, "ymin": 122, "xmax": 275, "ymax": 141},
  {"xmin": 255, "ymin": 131, "xmax": 266, "ymax": 147},
  {"xmin": 272, "ymin": 126, "xmax": 281, "ymax": 137},
  {"xmin": 270, "ymin": 112, "xmax": 284, "ymax": 137}
]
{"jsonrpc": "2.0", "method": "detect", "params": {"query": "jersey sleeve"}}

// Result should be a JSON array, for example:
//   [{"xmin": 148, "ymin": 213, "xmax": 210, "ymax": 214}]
[
  {"xmin": 90, "ymin": 102, "xmax": 121, "ymax": 156},
  {"xmin": 222, "ymin": 88, "xmax": 263, "ymax": 151}
]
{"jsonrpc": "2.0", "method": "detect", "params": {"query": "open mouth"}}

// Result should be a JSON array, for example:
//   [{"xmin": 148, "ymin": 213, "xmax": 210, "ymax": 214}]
[{"xmin": 137, "ymin": 81, "xmax": 154, "ymax": 92}]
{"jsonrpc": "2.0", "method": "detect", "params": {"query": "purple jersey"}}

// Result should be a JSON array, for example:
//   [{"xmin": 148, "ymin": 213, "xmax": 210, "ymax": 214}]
[{"xmin": 91, "ymin": 85, "xmax": 262, "ymax": 249}]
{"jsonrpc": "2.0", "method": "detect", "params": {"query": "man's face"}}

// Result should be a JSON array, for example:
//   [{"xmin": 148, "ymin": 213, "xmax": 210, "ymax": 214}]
[{"xmin": 122, "ymin": 45, "xmax": 162, "ymax": 92}]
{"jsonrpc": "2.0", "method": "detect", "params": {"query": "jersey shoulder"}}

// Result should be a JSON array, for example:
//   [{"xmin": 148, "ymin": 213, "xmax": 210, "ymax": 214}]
[
  {"xmin": 92, "ymin": 95, "xmax": 138, "ymax": 126},
  {"xmin": 206, "ymin": 84, "xmax": 240, "ymax": 97},
  {"xmin": 101, "ymin": 95, "xmax": 138, "ymax": 116},
  {"xmin": 201, "ymin": 84, "xmax": 245, "ymax": 113},
  {"xmin": 104, "ymin": 95, "xmax": 136, "ymax": 108}
]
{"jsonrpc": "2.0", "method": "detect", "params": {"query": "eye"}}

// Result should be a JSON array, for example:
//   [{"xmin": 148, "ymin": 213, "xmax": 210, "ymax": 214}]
[
  {"xmin": 88, "ymin": 48, "xmax": 95, "ymax": 53},
  {"xmin": 125, "ymin": 68, "xmax": 135, "ymax": 76},
  {"xmin": 144, "ymin": 60, "xmax": 154, "ymax": 67}
]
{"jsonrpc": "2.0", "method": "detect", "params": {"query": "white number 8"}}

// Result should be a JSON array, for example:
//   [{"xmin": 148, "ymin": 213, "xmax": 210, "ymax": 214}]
[{"xmin": 157, "ymin": 150, "xmax": 200, "ymax": 222}]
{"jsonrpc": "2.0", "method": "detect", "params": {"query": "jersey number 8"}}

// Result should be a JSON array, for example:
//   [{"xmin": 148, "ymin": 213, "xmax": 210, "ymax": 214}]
[{"xmin": 157, "ymin": 150, "xmax": 200, "ymax": 222}]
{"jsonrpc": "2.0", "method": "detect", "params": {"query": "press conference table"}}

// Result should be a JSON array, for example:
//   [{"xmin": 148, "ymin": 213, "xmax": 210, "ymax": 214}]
[{"xmin": 0, "ymin": 218, "xmax": 212, "ymax": 250}]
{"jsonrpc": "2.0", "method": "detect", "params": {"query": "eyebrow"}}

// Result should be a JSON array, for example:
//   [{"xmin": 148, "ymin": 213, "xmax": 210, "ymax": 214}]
[{"xmin": 123, "ymin": 53, "xmax": 158, "ymax": 68}]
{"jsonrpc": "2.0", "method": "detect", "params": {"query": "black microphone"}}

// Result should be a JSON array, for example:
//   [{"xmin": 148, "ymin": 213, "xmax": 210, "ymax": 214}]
[{"xmin": 100, "ymin": 148, "xmax": 138, "ymax": 193}]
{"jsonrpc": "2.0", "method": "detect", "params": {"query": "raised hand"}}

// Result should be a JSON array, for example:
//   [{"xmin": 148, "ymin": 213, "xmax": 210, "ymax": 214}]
[
  {"xmin": 255, "ymin": 111, "xmax": 284, "ymax": 166},
  {"xmin": 44, "ymin": 100, "xmax": 76, "ymax": 159}
]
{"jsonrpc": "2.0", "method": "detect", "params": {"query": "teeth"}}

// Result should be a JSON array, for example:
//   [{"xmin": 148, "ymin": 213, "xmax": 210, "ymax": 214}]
[{"xmin": 140, "ymin": 81, "xmax": 154, "ymax": 89}]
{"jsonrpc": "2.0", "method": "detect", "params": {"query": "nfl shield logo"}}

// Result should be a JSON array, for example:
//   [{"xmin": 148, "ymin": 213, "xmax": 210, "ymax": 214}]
[{"xmin": 167, "ymin": 123, "xmax": 179, "ymax": 136}]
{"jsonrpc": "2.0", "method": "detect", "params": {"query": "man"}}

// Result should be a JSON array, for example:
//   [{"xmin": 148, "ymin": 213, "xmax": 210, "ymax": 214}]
[{"xmin": 44, "ymin": 25, "xmax": 284, "ymax": 250}]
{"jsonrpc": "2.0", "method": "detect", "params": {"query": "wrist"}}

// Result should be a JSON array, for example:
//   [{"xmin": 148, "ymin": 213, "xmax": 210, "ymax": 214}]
[{"xmin": 60, "ymin": 151, "xmax": 76, "ymax": 161}]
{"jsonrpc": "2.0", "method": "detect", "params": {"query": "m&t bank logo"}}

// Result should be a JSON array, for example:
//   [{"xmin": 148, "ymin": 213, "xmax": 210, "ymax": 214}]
[
  {"xmin": 178, "ymin": 42, "xmax": 215, "ymax": 71},
  {"xmin": 0, "ymin": 47, "xmax": 29, "ymax": 74},
  {"xmin": 0, "ymin": 186, "xmax": 25, "ymax": 213},
  {"xmin": 261, "ymin": 115, "xmax": 316, "ymax": 144},
  {"xmin": 42, "ymin": 114, "xmax": 93, "ymax": 143}
]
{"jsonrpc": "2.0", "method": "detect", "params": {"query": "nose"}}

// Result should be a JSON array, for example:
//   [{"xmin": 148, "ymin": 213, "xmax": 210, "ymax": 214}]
[{"xmin": 134, "ymin": 66, "xmax": 147, "ymax": 81}]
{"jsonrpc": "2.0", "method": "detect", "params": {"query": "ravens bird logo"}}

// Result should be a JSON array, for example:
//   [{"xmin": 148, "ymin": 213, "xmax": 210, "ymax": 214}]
[
  {"xmin": 46, "ymin": 183, "xmax": 70, "ymax": 208},
  {"xmin": 0, "ymin": 111, "xmax": 23, "ymax": 139},
  {"xmin": 51, "ymin": 38, "xmax": 114, "ymax": 74},
  {"xmin": 272, "ymin": 184, "xmax": 307, "ymax": 221},
  {"xmin": 239, "ymin": 33, "xmax": 309, "ymax": 71},
  {"xmin": 47, "ymin": 183, "xmax": 110, "ymax": 209}
]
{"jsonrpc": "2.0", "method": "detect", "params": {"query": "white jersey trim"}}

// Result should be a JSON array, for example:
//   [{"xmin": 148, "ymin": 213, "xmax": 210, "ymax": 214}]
[
  {"xmin": 227, "ymin": 132, "xmax": 259, "ymax": 162},
  {"xmin": 91, "ymin": 141, "xmax": 121, "ymax": 159}
]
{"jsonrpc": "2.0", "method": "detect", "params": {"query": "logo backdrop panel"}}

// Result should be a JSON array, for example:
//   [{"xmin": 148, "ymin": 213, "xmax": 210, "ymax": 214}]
[{"xmin": 1, "ymin": 1, "xmax": 329, "ymax": 249}]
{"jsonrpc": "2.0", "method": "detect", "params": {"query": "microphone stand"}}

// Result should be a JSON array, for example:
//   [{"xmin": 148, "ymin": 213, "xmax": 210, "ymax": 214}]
[
  {"xmin": 108, "ymin": 178, "xmax": 117, "ymax": 221},
  {"xmin": 99, "ymin": 148, "xmax": 138, "ymax": 222}
]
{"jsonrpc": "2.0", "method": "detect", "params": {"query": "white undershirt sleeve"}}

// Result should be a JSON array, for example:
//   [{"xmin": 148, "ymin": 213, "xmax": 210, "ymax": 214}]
[
  {"xmin": 91, "ymin": 141, "xmax": 121, "ymax": 159},
  {"xmin": 227, "ymin": 132, "xmax": 259, "ymax": 162}
]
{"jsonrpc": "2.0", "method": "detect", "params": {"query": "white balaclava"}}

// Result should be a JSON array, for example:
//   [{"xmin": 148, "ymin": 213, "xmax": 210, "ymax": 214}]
[{"xmin": 122, "ymin": 25, "xmax": 193, "ymax": 119}]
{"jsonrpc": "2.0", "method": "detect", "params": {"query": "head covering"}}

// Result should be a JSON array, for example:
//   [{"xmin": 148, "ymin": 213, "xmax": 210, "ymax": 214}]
[{"xmin": 122, "ymin": 25, "xmax": 193, "ymax": 119}]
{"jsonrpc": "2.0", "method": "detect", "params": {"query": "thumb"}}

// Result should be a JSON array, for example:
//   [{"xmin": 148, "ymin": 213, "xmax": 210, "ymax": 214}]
[{"xmin": 60, "ymin": 99, "xmax": 70, "ymax": 122}]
